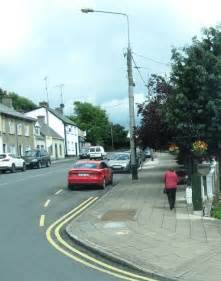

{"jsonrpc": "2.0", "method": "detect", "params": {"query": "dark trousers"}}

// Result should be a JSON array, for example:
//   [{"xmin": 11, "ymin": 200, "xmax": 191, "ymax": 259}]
[{"xmin": 166, "ymin": 188, "xmax": 176, "ymax": 209}]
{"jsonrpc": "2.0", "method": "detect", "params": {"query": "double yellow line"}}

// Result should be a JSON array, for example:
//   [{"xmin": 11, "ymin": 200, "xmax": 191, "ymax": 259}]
[{"xmin": 46, "ymin": 196, "xmax": 157, "ymax": 281}]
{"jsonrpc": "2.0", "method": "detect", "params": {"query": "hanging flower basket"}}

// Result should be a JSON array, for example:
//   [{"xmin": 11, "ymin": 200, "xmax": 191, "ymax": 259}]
[
  {"xmin": 191, "ymin": 140, "xmax": 208, "ymax": 158},
  {"xmin": 168, "ymin": 144, "xmax": 179, "ymax": 155}
]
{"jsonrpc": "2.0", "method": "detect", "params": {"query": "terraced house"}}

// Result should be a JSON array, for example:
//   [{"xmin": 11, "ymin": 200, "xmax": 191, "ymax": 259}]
[{"xmin": 0, "ymin": 97, "xmax": 36, "ymax": 155}]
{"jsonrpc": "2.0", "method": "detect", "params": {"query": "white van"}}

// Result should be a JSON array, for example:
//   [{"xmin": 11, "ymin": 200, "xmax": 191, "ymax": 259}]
[{"xmin": 88, "ymin": 146, "xmax": 106, "ymax": 159}]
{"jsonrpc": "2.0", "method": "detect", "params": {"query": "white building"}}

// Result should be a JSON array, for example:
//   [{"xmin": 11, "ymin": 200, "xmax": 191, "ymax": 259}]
[{"xmin": 26, "ymin": 103, "xmax": 81, "ymax": 156}]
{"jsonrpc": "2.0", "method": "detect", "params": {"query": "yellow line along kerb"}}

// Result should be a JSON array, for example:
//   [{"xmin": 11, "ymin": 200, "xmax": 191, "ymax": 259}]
[
  {"xmin": 39, "ymin": 215, "xmax": 45, "ymax": 227},
  {"xmin": 46, "ymin": 197, "xmax": 156, "ymax": 281}
]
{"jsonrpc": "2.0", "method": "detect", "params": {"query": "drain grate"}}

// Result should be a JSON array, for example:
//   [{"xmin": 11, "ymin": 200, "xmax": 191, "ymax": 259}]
[{"xmin": 101, "ymin": 209, "xmax": 137, "ymax": 221}]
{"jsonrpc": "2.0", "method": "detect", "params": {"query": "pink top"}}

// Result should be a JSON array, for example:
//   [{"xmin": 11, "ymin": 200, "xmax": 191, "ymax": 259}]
[{"xmin": 164, "ymin": 171, "xmax": 178, "ymax": 189}]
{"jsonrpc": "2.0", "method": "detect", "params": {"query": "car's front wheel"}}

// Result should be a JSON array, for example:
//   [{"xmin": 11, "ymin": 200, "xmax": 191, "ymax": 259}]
[
  {"xmin": 11, "ymin": 164, "xmax": 16, "ymax": 173},
  {"xmin": 22, "ymin": 163, "xmax": 26, "ymax": 172},
  {"xmin": 37, "ymin": 161, "xmax": 42, "ymax": 169}
]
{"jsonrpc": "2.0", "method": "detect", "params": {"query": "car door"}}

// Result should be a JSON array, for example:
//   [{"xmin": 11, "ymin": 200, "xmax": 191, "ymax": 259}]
[{"xmin": 16, "ymin": 155, "xmax": 24, "ymax": 167}]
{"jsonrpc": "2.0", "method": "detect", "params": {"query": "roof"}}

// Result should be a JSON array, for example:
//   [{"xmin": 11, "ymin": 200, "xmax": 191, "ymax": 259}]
[
  {"xmin": 48, "ymin": 108, "xmax": 77, "ymax": 126},
  {"xmin": 40, "ymin": 123, "xmax": 63, "ymax": 139},
  {"xmin": 0, "ymin": 103, "xmax": 36, "ymax": 122}
]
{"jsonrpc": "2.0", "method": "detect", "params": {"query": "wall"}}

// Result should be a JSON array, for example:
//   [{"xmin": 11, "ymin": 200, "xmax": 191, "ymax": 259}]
[{"xmin": 1, "ymin": 115, "xmax": 35, "ymax": 155}]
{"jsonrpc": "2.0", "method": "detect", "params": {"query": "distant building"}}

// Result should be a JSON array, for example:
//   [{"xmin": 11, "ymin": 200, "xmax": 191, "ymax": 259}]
[
  {"xmin": 34, "ymin": 116, "xmax": 65, "ymax": 160},
  {"xmin": 26, "ymin": 102, "xmax": 86, "ymax": 157},
  {"xmin": 0, "ymin": 96, "xmax": 36, "ymax": 155}
]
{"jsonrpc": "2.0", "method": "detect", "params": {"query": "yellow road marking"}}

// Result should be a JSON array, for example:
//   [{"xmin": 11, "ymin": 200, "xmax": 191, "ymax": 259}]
[
  {"xmin": 55, "ymin": 189, "xmax": 63, "ymax": 195},
  {"xmin": 46, "ymin": 197, "xmax": 156, "ymax": 281},
  {"xmin": 44, "ymin": 199, "xmax": 51, "ymax": 208},
  {"xmin": 39, "ymin": 215, "xmax": 45, "ymax": 227}
]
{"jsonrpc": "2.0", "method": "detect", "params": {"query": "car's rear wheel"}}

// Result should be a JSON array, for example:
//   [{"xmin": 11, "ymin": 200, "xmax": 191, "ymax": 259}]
[
  {"xmin": 22, "ymin": 163, "xmax": 26, "ymax": 172},
  {"xmin": 101, "ymin": 178, "xmax": 106, "ymax": 189},
  {"xmin": 11, "ymin": 164, "xmax": 16, "ymax": 173},
  {"xmin": 109, "ymin": 175, "xmax": 113, "ymax": 185}
]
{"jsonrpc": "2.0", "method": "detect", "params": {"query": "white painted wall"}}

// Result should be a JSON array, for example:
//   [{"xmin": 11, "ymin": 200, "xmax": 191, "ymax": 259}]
[
  {"xmin": 26, "ymin": 107, "xmax": 79, "ymax": 156},
  {"xmin": 0, "ymin": 136, "xmax": 3, "ymax": 154}
]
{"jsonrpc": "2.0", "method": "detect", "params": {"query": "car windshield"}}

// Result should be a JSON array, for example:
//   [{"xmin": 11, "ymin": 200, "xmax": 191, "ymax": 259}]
[
  {"xmin": 0, "ymin": 154, "xmax": 6, "ymax": 159},
  {"xmin": 24, "ymin": 150, "xmax": 37, "ymax": 157},
  {"xmin": 73, "ymin": 162, "xmax": 98, "ymax": 169},
  {"xmin": 110, "ymin": 153, "xmax": 130, "ymax": 160}
]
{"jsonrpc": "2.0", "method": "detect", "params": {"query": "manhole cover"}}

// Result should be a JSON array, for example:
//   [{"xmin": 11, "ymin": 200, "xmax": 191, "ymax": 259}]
[{"xmin": 101, "ymin": 209, "xmax": 137, "ymax": 221}]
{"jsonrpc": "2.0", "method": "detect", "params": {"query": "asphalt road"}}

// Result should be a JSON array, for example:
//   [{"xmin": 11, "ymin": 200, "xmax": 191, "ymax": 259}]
[{"xmin": 0, "ymin": 160, "xmax": 131, "ymax": 281}]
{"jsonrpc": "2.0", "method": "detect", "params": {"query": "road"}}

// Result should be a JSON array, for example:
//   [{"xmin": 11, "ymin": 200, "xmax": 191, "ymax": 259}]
[{"xmin": 0, "ymin": 160, "xmax": 132, "ymax": 281}]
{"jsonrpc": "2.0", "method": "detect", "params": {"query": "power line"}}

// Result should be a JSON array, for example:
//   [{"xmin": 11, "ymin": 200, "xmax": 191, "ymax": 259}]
[
  {"xmin": 131, "ymin": 55, "xmax": 148, "ymax": 89},
  {"xmin": 132, "ymin": 51, "xmax": 170, "ymax": 66}
]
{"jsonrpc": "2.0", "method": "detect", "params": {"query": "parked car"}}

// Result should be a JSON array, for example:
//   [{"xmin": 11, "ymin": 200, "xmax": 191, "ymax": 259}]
[
  {"xmin": 108, "ymin": 152, "xmax": 131, "ymax": 173},
  {"xmin": 68, "ymin": 160, "xmax": 113, "ymax": 189},
  {"xmin": 0, "ymin": 153, "xmax": 26, "ymax": 173},
  {"xmin": 79, "ymin": 147, "xmax": 89, "ymax": 159},
  {"xmin": 88, "ymin": 146, "xmax": 107, "ymax": 160},
  {"xmin": 144, "ymin": 147, "xmax": 154, "ymax": 160},
  {"xmin": 22, "ymin": 149, "xmax": 51, "ymax": 169}
]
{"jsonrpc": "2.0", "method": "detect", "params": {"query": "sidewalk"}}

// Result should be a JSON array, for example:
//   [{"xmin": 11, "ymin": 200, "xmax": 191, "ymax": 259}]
[{"xmin": 66, "ymin": 153, "xmax": 221, "ymax": 281}]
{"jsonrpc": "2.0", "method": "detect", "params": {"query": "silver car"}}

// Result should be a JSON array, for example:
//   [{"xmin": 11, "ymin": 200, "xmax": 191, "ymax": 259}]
[{"xmin": 108, "ymin": 152, "xmax": 131, "ymax": 173}]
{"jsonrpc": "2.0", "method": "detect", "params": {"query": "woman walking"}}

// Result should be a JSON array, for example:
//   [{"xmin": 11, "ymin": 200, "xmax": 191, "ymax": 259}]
[{"xmin": 164, "ymin": 168, "xmax": 179, "ymax": 210}]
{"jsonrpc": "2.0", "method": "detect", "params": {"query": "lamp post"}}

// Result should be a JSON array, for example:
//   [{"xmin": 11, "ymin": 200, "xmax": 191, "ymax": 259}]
[{"xmin": 81, "ymin": 8, "xmax": 138, "ymax": 179}]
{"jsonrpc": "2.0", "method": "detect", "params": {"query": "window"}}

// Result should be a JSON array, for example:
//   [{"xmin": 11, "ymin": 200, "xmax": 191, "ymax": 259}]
[
  {"xmin": 17, "ymin": 123, "xmax": 22, "ymax": 135},
  {"xmin": 24, "ymin": 125, "xmax": 29, "ymax": 136},
  {"xmin": 2, "ymin": 119, "xmax": 6, "ymax": 133},
  {"xmin": 35, "ymin": 126, "xmax": 40, "ymax": 136},
  {"xmin": 59, "ymin": 144, "xmax": 62, "ymax": 156},
  {"xmin": 8, "ymin": 145, "xmax": 16, "ymax": 154},
  {"xmin": 9, "ymin": 121, "xmax": 15, "ymax": 134},
  {"xmin": 3, "ymin": 144, "xmax": 6, "ymax": 153}
]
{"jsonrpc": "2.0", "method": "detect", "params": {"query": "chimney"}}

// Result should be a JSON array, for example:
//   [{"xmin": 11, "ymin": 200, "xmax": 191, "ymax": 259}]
[
  {"xmin": 37, "ymin": 115, "xmax": 45, "ymax": 125},
  {"xmin": 39, "ymin": 101, "xmax": 49, "ymax": 108},
  {"xmin": 55, "ymin": 103, "xmax": 64, "ymax": 115},
  {"xmin": 1, "ymin": 96, "xmax": 13, "ymax": 108}
]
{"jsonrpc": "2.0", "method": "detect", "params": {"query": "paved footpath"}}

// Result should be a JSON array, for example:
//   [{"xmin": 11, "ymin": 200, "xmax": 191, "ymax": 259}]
[{"xmin": 66, "ymin": 153, "xmax": 221, "ymax": 281}]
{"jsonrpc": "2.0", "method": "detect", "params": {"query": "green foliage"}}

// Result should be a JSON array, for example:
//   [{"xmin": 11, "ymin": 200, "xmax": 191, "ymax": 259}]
[
  {"xmin": 166, "ymin": 26, "xmax": 221, "ymax": 152},
  {"xmin": 211, "ymin": 203, "xmax": 221, "ymax": 219},
  {"xmin": 0, "ymin": 88, "xmax": 37, "ymax": 112},
  {"xmin": 69, "ymin": 101, "xmax": 129, "ymax": 148}
]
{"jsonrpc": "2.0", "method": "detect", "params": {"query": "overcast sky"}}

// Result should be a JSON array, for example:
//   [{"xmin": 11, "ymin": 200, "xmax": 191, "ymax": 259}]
[{"xmin": 1, "ymin": 0, "xmax": 221, "ymax": 127}]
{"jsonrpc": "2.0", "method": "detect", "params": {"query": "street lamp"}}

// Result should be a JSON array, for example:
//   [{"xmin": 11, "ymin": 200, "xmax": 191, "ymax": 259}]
[{"xmin": 81, "ymin": 8, "xmax": 138, "ymax": 179}]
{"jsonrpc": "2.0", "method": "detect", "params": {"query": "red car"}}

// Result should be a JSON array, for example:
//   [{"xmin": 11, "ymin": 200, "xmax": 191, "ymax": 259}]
[{"xmin": 68, "ymin": 160, "xmax": 113, "ymax": 190}]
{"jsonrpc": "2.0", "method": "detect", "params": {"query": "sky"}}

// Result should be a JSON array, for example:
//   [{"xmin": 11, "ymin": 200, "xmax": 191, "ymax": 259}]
[{"xmin": 1, "ymin": 0, "xmax": 221, "ymax": 128}]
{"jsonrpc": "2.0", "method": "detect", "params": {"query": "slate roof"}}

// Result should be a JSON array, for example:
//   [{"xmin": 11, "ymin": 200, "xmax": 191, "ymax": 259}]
[
  {"xmin": 40, "ymin": 123, "xmax": 63, "ymax": 140},
  {"xmin": 48, "ymin": 108, "xmax": 77, "ymax": 126},
  {"xmin": 0, "ymin": 103, "xmax": 36, "ymax": 122}
]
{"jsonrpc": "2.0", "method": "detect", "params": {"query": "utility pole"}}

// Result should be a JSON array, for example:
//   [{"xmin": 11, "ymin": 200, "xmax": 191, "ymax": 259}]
[
  {"xmin": 127, "ymin": 47, "xmax": 138, "ymax": 179},
  {"xmin": 110, "ymin": 123, "xmax": 114, "ymax": 150},
  {"xmin": 81, "ymin": 8, "xmax": 138, "ymax": 179}
]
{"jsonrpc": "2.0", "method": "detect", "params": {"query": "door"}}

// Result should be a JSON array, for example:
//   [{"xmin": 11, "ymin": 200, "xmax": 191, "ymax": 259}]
[{"xmin": 55, "ymin": 144, "xmax": 58, "ymax": 159}]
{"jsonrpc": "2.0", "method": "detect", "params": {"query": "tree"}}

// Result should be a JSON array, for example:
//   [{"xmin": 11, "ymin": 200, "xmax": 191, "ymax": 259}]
[
  {"xmin": 165, "ymin": 26, "xmax": 221, "ymax": 153},
  {"xmin": 70, "ymin": 101, "xmax": 110, "ymax": 146},
  {"xmin": 109, "ymin": 123, "xmax": 129, "ymax": 149},
  {"xmin": 0, "ymin": 88, "xmax": 37, "ymax": 112},
  {"xmin": 137, "ymin": 74, "xmax": 173, "ymax": 149}
]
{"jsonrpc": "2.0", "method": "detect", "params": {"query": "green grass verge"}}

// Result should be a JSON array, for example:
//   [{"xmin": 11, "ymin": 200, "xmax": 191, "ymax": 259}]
[{"xmin": 211, "ymin": 203, "xmax": 221, "ymax": 219}]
